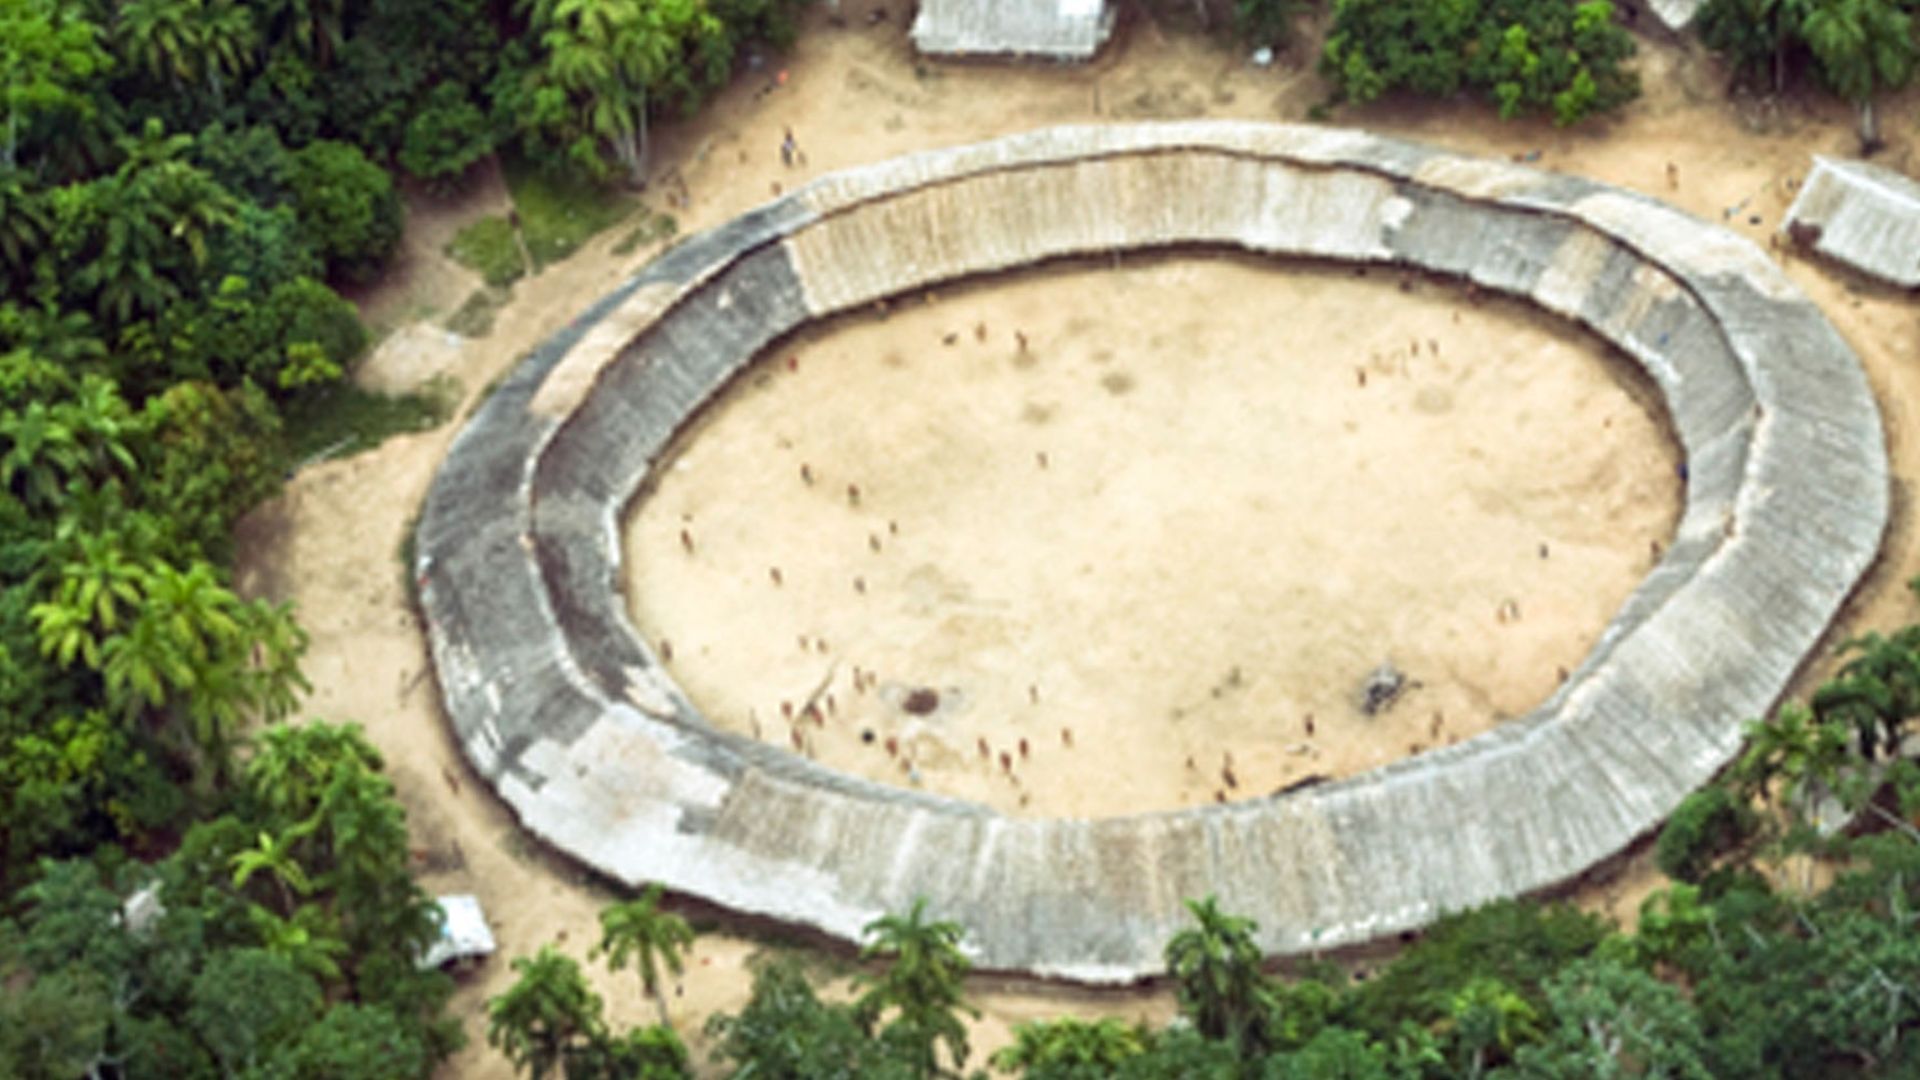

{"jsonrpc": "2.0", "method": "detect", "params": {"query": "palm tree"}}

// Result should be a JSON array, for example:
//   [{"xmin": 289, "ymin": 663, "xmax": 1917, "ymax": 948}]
[
  {"xmin": 1164, "ymin": 895, "xmax": 1278, "ymax": 1058},
  {"xmin": 194, "ymin": 0, "xmax": 256, "ymax": 104},
  {"xmin": 1802, "ymin": 0, "xmax": 1916, "ymax": 151},
  {"xmin": 487, "ymin": 948, "xmax": 607, "ymax": 1079},
  {"xmin": 592, "ymin": 883, "xmax": 694, "ymax": 1029},
  {"xmin": 231, "ymin": 827, "xmax": 316, "ymax": 913},
  {"xmin": 1442, "ymin": 977, "xmax": 1540, "ymax": 1078},
  {"xmin": 527, "ymin": 0, "xmax": 717, "ymax": 186},
  {"xmin": 258, "ymin": 0, "xmax": 344, "ymax": 65},
  {"xmin": 1814, "ymin": 629, "xmax": 1920, "ymax": 761},
  {"xmin": 990, "ymin": 1017, "xmax": 1149, "ymax": 1074},
  {"xmin": 247, "ymin": 721, "xmax": 385, "ymax": 821},
  {"xmin": 86, "ymin": 558, "xmax": 305, "ymax": 782},
  {"xmin": 1735, "ymin": 703, "xmax": 1849, "ymax": 806},
  {"xmin": 0, "ymin": 169, "xmax": 51, "ymax": 278},
  {"xmin": 857, "ymin": 897, "xmax": 977, "ymax": 1078},
  {"xmin": 113, "ymin": 0, "xmax": 199, "ymax": 84},
  {"xmin": 246, "ymin": 903, "xmax": 347, "ymax": 987},
  {"xmin": 64, "ymin": 121, "xmax": 238, "ymax": 328},
  {"xmin": 1, "ymin": 377, "xmax": 134, "ymax": 516},
  {"xmin": 112, "ymin": 0, "xmax": 258, "ymax": 98}
]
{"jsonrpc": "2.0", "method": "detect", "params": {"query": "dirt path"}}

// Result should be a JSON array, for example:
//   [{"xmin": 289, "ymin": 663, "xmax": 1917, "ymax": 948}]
[{"xmin": 233, "ymin": 7, "xmax": 1920, "ymax": 1075}]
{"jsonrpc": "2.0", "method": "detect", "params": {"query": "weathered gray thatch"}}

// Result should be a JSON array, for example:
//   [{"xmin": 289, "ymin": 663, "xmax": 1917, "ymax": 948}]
[
  {"xmin": 910, "ymin": 0, "xmax": 1114, "ymax": 60},
  {"xmin": 415, "ymin": 123, "xmax": 1888, "ymax": 983},
  {"xmin": 1782, "ymin": 155, "xmax": 1920, "ymax": 288}
]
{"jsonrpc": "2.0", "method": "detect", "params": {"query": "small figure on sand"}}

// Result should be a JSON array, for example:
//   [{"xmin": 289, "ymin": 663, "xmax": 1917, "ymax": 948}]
[
  {"xmin": 1358, "ymin": 661, "xmax": 1407, "ymax": 715},
  {"xmin": 780, "ymin": 128, "xmax": 799, "ymax": 167}
]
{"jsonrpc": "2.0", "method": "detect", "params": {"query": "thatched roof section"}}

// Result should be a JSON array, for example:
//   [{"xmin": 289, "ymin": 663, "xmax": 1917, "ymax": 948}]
[
  {"xmin": 415, "ymin": 123, "xmax": 1887, "ymax": 983},
  {"xmin": 1782, "ymin": 156, "xmax": 1920, "ymax": 288},
  {"xmin": 910, "ymin": 0, "xmax": 1114, "ymax": 60}
]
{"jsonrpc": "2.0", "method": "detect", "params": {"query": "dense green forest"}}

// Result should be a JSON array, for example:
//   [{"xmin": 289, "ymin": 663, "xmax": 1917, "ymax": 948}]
[
  {"xmin": 0, "ymin": 0, "xmax": 805, "ymax": 1073},
  {"xmin": 5, "ymin": 0, "xmax": 1920, "ymax": 1075}
]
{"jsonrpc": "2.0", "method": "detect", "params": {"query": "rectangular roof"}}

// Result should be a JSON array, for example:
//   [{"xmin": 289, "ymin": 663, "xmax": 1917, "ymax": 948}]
[
  {"xmin": 1647, "ymin": 0, "xmax": 1703, "ymax": 31},
  {"xmin": 1782, "ymin": 156, "xmax": 1920, "ymax": 288},
  {"xmin": 910, "ymin": 0, "xmax": 1114, "ymax": 60}
]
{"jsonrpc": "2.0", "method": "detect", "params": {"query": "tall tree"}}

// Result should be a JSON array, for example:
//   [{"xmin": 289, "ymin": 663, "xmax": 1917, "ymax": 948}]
[
  {"xmin": 1440, "ymin": 977, "xmax": 1539, "ymax": 1077},
  {"xmin": 0, "ymin": 0, "xmax": 112, "ymax": 173},
  {"xmin": 110, "ymin": 0, "xmax": 258, "ymax": 102},
  {"xmin": 857, "ymin": 897, "xmax": 978, "ymax": 1078},
  {"xmin": 56, "ymin": 120, "xmax": 239, "ymax": 329},
  {"xmin": 258, "ymin": 0, "xmax": 346, "ymax": 65},
  {"xmin": 488, "ymin": 947, "xmax": 608, "ymax": 1080},
  {"xmin": 1801, "ymin": 0, "xmax": 1916, "ymax": 150},
  {"xmin": 593, "ymin": 883, "xmax": 695, "ymax": 1030},
  {"xmin": 704, "ymin": 956, "xmax": 920, "ymax": 1078},
  {"xmin": 1509, "ymin": 956, "xmax": 1714, "ymax": 1078},
  {"xmin": 1697, "ymin": 0, "xmax": 1815, "ymax": 91},
  {"xmin": 514, "ymin": 0, "xmax": 727, "ymax": 186},
  {"xmin": 1164, "ymin": 895, "xmax": 1278, "ymax": 1059}
]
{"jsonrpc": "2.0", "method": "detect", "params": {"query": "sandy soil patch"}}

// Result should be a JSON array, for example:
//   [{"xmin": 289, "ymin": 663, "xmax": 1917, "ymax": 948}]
[
  {"xmin": 626, "ymin": 254, "xmax": 1678, "ymax": 817},
  {"xmin": 232, "ymin": 5, "xmax": 1920, "ymax": 1074}
]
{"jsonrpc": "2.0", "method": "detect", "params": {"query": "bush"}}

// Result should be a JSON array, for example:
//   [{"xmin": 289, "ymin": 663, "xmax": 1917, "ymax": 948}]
[
  {"xmin": 1656, "ymin": 787, "xmax": 1757, "ymax": 883},
  {"xmin": 265, "ymin": 276, "xmax": 370, "ymax": 373},
  {"xmin": 1348, "ymin": 900, "xmax": 1610, "ymax": 1036},
  {"xmin": 288, "ymin": 140, "xmax": 405, "ymax": 283},
  {"xmin": 1321, "ymin": 0, "xmax": 1638, "ymax": 124},
  {"xmin": 400, "ymin": 83, "xmax": 496, "ymax": 192},
  {"xmin": 208, "ymin": 203, "xmax": 322, "ymax": 293}
]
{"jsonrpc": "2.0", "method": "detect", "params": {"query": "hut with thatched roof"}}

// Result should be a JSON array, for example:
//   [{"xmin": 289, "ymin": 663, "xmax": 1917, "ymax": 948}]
[
  {"xmin": 1782, "ymin": 156, "xmax": 1920, "ymax": 288},
  {"xmin": 910, "ymin": 0, "xmax": 1114, "ymax": 60}
]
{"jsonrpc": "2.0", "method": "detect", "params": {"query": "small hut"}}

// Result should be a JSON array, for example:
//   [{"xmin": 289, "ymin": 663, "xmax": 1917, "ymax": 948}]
[
  {"xmin": 1645, "ymin": 0, "xmax": 1704, "ymax": 31},
  {"xmin": 418, "ymin": 894, "xmax": 497, "ymax": 970},
  {"xmin": 910, "ymin": 0, "xmax": 1115, "ymax": 61},
  {"xmin": 1781, "ymin": 156, "xmax": 1920, "ymax": 288}
]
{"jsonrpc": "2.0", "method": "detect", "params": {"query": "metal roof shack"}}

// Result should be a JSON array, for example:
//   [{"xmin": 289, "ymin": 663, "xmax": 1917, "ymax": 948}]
[
  {"xmin": 910, "ymin": 0, "xmax": 1115, "ymax": 60},
  {"xmin": 1646, "ymin": 0, "xmax": 1703, "ymax": 32},
  {"xmin": 1782, "ymin": 156, "xmax": 1920, "ymax": 289}
]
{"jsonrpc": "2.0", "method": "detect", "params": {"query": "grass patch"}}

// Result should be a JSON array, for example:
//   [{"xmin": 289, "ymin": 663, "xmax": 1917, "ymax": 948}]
[
  {"xmin": 446, "ymin": 215, "xmax": 526, "ymax": 287},
  {"xmin": 501, "ymin": 152, "xmax": 639, "ymax": 268},
  {"xmin": 282, "ymin": 376, "xmax": 460, "ymax": 466},
  {"xmin": 443, "ymin": 285, "xmax": 512, "ymax": 338},
  {"xmin": 610, "ymin": 210, "xmax": 679, "ymax": 256}
]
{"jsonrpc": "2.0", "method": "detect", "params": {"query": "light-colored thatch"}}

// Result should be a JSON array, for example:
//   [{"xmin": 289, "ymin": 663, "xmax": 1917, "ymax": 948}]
[
  {"xmin": 910, "ymin": 0, "xmax": 1114, "ymax": 60},
  {"xmin": 1782, "ymin": 155, "xmax": 1920, "ymax": 288},
  {"xmin": 414, "ymin": 123, "xmax": 1887, "ymax": 983}
]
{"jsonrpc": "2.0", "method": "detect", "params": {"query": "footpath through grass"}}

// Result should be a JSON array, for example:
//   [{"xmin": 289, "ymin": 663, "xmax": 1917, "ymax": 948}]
[
  {"xmin": 283, "ymin": 376, "xmax": 460, "ymax": 465},
  {"xmin": 446, "ymin": 154, "xmax": 639, "ymax": 287}
]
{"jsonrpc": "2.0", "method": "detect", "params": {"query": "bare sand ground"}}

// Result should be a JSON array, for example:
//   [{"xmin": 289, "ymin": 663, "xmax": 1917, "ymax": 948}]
[
  {"xmin": 232, "ymin": 5, "xmax": 1920, "ymax": 1074},
  {"xmin": 626, "ymin": 254, "xmax": 1678, "ymax": 817}
]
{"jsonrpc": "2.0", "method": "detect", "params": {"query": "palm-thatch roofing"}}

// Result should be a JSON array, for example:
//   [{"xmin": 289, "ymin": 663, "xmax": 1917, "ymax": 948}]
[
  {"xmin": 1782, "ymin": 155, "xmax": 1920, "ymax": 288},
  {"xmin": 414, "ymin": 122, "xmax": 1887, "ymax": 983},
  {"xmin": 910, "ymin": 0, "xmax": 1114, "ymax": 60}
]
